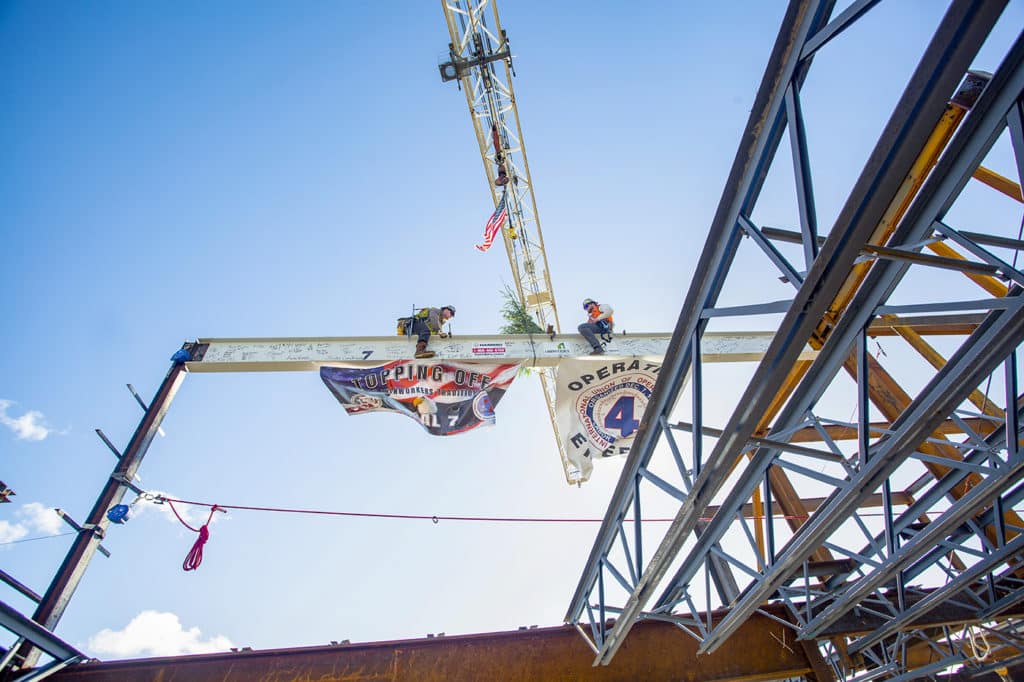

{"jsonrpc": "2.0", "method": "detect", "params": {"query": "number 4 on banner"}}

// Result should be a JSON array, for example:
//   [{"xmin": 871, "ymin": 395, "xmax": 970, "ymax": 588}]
[{"xmin": 604, "ymin": 396, "xmax": 639, "ymax": 439}]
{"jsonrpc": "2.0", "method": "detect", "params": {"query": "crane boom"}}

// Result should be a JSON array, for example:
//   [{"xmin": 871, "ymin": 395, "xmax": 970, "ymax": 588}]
[
  {"xmin": 440, "ymin": 0, "xmax": 557, "ymax": 327},
  {"xmin": 439, "ymin": 0, "xmax": 579, "ymax": 482}
]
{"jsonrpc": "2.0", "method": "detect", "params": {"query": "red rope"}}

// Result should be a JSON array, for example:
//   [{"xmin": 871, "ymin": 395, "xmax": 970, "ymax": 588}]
[
  {"xmin": 183, "ymin": 525, "xmax": 209, "ymax": 571},
  {"xmin": 166, "ymin": 500, "xmax": 220, "ymax": 571}
]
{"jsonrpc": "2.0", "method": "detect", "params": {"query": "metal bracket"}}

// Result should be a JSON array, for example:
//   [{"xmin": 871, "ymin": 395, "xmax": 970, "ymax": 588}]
[{"xmin": 55, "ymin": 510, "xmax": 110, "ymax": 558}]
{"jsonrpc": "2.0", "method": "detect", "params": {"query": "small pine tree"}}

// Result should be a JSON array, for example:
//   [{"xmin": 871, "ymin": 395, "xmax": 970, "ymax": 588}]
[{"xmin": 498, "ymin": 284, "xmax": 545, "ymax": 334}]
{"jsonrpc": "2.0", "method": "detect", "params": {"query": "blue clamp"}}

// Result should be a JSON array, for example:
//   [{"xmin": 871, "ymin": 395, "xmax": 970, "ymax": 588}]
[
  {"xmin": 170, "ymin": 348, "xmax": 192, "ymax": 365},
  {"xmin": 106, "ymin": 504, "xmax": 131, "ymax": 525}
]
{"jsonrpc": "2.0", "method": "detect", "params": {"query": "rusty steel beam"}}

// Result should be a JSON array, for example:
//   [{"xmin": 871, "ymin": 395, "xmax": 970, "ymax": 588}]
[
  {"xmin": 786, "ymin": 417, "xmax": 993, "ymax": 443},
  {"xmin": 847, "ymin": 352, "xmax": 1024, "ymax": 547},
  {"xmin": 815, "ymin": 591, "xmax": 1024, "ymax": 638},
  {"xmin": 706, "ymin": 491, "xmax": 914, "ymax": 523},
  {"xmin": 867, "ymin": 312, "xmax": 984, "ymax": 336},
  {"xmin": 48, "ymin": 611, "xmax": 819, "ymax": 682},
  {"xmin": 749, "ymin": 359, "xmax": 828, "ymax": 558}
]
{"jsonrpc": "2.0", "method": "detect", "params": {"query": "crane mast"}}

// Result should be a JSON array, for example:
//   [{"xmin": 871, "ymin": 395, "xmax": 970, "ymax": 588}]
[{"xmin": 439, "ymin": 0, "xmax": 583, "ymax": 482}]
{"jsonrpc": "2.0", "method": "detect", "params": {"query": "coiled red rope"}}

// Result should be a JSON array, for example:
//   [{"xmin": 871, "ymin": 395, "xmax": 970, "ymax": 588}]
[{"xmin": 166, "ymin": 499, "xmax": 221, "ymax": 571}]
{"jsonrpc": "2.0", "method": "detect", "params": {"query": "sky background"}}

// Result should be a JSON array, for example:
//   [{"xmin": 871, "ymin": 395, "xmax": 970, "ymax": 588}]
[{"xmin": 3, "ymin": 0, "xmax": 1024, "ymax": 662}]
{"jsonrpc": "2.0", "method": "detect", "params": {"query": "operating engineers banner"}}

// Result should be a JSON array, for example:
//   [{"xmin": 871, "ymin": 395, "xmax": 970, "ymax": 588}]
[
  {"xmin": 555, "ymin": 357, "xmax": 662, "ymax": 482},
  {"xmin": 320, "ymin": 360, "xmax": 520, "ymax": 436}
]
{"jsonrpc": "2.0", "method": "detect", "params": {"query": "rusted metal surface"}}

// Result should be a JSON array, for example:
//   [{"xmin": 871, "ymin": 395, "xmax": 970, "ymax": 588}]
[
  {"xmin": 885, "ymin": 321, "xmax": 1007, "ymax": 420},
  {"xmin": 867, "ymin": 313, "xmax": 983, "ymax": 336},
  {"xmin": 704, "ymin": 492, "xmax": 913, "ymax": 522},
  {"xmin": 49, "ymin": 612, "xmax": 817, "ymax": 682},
  {"xmin": 786, "ymin": 417, "xmax": 991, "ymax": 442},
  {"xmin": 848, "ymin": 353, "xmax": 1024, "ymax": 543},
  {"xmin": 812, "ymin": 588, "xmax": 1024, "ymax": 638}
]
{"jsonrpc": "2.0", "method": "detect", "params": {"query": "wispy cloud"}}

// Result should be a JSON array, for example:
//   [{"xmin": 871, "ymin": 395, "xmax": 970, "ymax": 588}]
[
  {"xmin": 87, "ymin": 611, "xmax": 233, "ymax": 658},
  {"xmin": 0, "ymin": 399, "xmax": 55, "ymax": 441},
  {"xmin": 0, "ymin": 503, "xmax": 63, "ymax": 548},
  {"xmin": 17, "ymin": 502, "xmax": 63, "ymax": 535},
  {"xmin": 0, "ymin": 520, "xmax": 29, "ymax": 545}
]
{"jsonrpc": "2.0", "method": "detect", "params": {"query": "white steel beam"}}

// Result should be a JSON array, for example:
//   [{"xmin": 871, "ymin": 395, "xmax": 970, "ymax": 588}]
[{"xmin": 185, "ymin": 332, "xmax": 811, "ymax": 373}]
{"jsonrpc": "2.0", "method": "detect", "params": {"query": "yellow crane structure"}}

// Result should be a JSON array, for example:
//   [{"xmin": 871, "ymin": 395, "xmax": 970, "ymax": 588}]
[{"xmin": 439, "ymin": 0, "xmax": 579, "ymax": 482}]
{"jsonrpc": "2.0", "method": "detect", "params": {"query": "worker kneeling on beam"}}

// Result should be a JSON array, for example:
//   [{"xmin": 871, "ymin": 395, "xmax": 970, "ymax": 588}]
[
  {"xmin": 396, "ymin": 305, "xmax": 455, "ymax": 359},
  {"xmin": 579, "ymin": 298, "xmax": 613, "ymax": 355}
]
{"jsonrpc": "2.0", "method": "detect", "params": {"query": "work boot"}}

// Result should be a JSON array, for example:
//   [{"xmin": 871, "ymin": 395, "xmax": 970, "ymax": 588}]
[
  {"xmin": 414, "ymin": 341, "xmax": 435, "ymax": 359},
  {"xmin": 590, "ymin": 347, "xmax": 605, "ymax": 356}
]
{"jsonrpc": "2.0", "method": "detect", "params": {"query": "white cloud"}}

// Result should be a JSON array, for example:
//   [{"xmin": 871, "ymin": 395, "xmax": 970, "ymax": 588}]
[
  {"xmin": 87, "ymin": 611, "xmax": 233, "ymax": 658},
  {"xmin": 132, "ymin": 493, "xmax": 220, "ymax": 529},
  {"xmin": 17, "ymin": 502, "xmax": 63, "ymax": 535},
  {"xmin": 0, "ymin": 520, "xmax": 29, "ymax": 545},
  {"xmin": 0, "ymin": 399, "xmax": 53, "ymax": 441}
]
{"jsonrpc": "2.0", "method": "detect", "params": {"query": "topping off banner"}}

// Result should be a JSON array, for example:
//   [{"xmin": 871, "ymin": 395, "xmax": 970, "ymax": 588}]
[
  {"xmin": 555, "ymin": 357, "xmax": 661, "ymax": 483},
  {"xmin": 320, "ymin": 360, "xmax": 520, "ymax": 436}
]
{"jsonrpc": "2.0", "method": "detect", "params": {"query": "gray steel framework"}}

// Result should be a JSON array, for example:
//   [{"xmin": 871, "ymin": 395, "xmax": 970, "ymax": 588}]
[
  {"xmin": 565, "ymin": 0, "xmax": 1024, "ymax": 679},
  {"xmin": 0, "ymin": 600, "xmax": 82, "ymax": 679}
]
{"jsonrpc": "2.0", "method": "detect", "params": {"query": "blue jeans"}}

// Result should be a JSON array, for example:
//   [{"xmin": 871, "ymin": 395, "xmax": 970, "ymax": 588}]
[{"xmin": 578, "ymin": 321, "xmax": 608, "ymax": 350}]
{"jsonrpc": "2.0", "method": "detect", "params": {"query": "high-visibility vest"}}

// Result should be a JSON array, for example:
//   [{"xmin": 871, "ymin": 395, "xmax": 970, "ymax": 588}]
[
  {"xmin": 589, "ymin": 306, "xmax": 613, "ymax": 331},
  {"xmin": 415, "ymin": 308, "xmax": 443, "ymax": 334},
  {"xmin": 589, "ymin": 308, "xmax": 613, "ymax": 324}
]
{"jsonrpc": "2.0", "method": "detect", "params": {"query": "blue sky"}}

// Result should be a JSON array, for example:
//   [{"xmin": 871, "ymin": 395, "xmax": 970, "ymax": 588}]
[{"xmin": 3, "ymin": 0, "xmax": 1023, "ymax": 661}]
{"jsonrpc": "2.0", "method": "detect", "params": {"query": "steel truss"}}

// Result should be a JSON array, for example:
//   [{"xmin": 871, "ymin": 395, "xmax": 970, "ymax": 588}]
[{"xmin": 566, "ymin": 0, "xmax": 1024, "ymax": 679}]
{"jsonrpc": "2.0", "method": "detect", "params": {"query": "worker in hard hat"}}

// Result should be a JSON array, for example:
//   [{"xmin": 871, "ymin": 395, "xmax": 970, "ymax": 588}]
[
  {"xmin": 579, "ymin": 298, "xmax": 614, "ymax": 355},
  {"xmin": 398, "ymin": 305, "xmax": 456, "ymax": 359}
]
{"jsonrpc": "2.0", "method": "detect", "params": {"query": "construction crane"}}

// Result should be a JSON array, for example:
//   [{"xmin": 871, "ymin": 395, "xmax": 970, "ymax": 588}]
[{"xmin": 438, "ymin": 0, "xmax": 578, "ymax": 482}]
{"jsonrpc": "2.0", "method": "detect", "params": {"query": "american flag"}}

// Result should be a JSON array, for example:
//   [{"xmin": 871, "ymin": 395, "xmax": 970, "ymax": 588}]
[{"xmin": 476, "ymin": 191, "xmax": 508, "ymax": 252}]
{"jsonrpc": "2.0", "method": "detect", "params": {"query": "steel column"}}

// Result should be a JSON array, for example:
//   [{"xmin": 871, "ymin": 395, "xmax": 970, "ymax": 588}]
[{"xmin": 16, "ymin": 360, "xmax": 188, "ymax": 670}]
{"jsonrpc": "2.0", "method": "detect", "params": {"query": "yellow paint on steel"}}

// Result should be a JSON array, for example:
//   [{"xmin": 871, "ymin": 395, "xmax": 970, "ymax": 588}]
[
  {"xmin": 743, "ymin": 100, "xmax": 1014, "ymax": 593},
  {"xmin": 923, "ymin": 240, "xmax": 1008, "ymax": 297},
  {"xmin": 885, "ymin": 316, "xmax": 1006, "ymax": 420},
  {"xmin": 973, "ymin": 164, "xmax": 1024, "ymax": 203},
  {"xmin": 786, "ymin": 417, "xmax": 998, "ymax": 442},
  {"xmin": 823, "ymin": 103, "xmax": 969, "ymax": 334}
]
